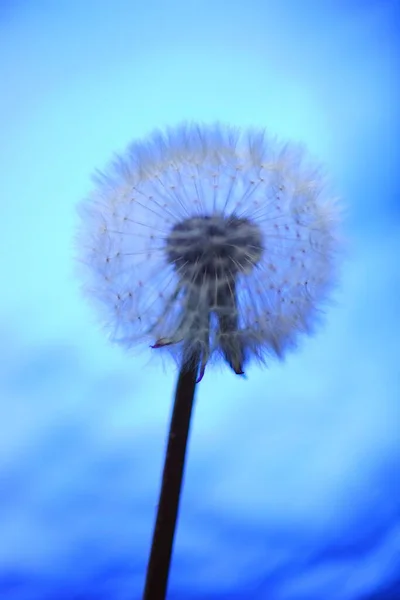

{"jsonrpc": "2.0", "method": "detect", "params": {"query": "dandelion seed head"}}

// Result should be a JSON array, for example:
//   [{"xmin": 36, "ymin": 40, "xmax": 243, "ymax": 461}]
[{"xmin": 76, "ymin": 123, "xmax": 341, "ymax": 379}]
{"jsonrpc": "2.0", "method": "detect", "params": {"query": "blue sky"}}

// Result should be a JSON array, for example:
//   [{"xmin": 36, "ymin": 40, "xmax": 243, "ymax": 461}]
[{"xmin": 0, "ymin": 1, "xmax": 399, "ymax": 599}]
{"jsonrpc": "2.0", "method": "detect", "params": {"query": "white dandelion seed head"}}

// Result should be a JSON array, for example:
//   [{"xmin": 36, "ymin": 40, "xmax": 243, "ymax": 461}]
[{"xmin": 76, "ymin": 123, "xmax": 342, "ymax": 380}]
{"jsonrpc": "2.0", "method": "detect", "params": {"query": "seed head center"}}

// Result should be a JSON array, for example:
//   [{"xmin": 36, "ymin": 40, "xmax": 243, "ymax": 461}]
[{"xmin": 165, "ymin": 214, "xmax": 263, "ymax": 282}]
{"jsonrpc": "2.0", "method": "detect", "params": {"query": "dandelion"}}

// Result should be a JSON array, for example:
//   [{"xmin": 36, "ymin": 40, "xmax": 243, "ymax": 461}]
[
  {"xmin": 77, "ymin": 123, "xmax": 340, "ymax": 381},
  {"xmin": 75, "ymin": 123, "xmax": 341, "ymax": 599}
]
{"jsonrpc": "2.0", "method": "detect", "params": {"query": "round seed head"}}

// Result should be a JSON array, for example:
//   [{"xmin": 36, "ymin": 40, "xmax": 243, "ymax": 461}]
[{"xmin": 76, "ymin": 123, "xmax": 341, "ymax": 379}]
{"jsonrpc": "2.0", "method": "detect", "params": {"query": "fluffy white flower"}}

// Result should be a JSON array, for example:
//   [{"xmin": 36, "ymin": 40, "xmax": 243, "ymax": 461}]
[{"xmin": 76, "ymin": 123, "xmax": 341, "ymax": 381}]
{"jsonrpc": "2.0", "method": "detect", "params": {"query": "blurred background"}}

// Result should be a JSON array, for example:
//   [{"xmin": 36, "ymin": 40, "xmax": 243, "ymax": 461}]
[{"xmin": 0, "ymin": 1, "xmax": 399, "ymax": 598}]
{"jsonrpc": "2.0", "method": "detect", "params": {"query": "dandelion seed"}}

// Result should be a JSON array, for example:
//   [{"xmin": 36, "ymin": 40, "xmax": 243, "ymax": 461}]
[{"xmin": 76, "ymin": 122, "xmax": 341, "ymax": 380}]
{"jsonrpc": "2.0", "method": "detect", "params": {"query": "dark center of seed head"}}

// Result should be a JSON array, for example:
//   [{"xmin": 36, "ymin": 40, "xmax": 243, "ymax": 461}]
[{"xmin": 165, "ymin": 214, "xmax": 263, "ymax": 282}]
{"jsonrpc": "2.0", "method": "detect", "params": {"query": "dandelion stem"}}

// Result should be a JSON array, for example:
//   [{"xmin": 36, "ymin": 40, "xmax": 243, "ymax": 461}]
[{"xmin": 143, "ymin": 355, "xmax": 199, "ymax": 600}]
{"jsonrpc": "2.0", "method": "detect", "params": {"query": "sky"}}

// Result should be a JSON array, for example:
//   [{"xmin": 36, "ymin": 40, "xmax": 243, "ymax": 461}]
[{"xmin": 0, "ymin": 1, "xmax": 399, "ymax": 599}]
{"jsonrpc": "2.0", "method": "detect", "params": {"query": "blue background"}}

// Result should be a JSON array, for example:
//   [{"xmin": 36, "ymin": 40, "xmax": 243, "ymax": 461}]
[{"xmin": 0, "ymin": 1, "xmax": 399, "ymax": 598}]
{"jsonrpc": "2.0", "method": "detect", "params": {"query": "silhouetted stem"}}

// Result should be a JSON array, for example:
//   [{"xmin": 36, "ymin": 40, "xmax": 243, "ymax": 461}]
[{"xmin": 142, "ymin": 357, "xmax": 199, "ymax": 600}]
